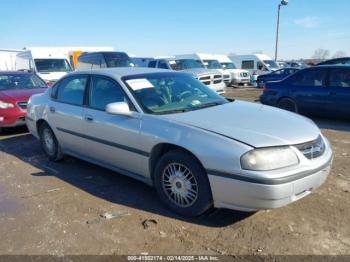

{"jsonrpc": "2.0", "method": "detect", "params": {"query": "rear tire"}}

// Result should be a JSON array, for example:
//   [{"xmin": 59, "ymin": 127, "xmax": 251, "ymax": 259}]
[
  {"xmin": 154, "ymin": 149, "xmax": 212, "ymax": 217},
  {"xmin": 277, "ymin": 98, "xmax": 298, "ymax": 113},
  {"xmin": 39, "ymin": 122, "xmax": 63, "ymax": 161}
]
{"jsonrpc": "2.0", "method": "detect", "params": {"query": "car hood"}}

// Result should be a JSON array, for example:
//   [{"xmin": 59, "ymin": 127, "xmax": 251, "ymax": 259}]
[
  {"xmin": 0, "ymin": 88, "xmax": 47, "ymax": 102},
  {"xmin": 181, "ymin": 68, "xmax": 221, "ymax": 77},
  {"xmin": 162, "ymin": 100, "xmax": 320, "ymax": 147}
]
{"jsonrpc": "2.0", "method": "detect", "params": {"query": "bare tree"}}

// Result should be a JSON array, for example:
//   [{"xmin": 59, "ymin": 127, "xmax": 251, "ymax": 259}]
[
  {"xmin": 332, "ymin": 50, "xmax": 347, "ymax": 58},
  {"xmin": 312, "ymin": 48, "xmax": 330, "ymax": 60}
]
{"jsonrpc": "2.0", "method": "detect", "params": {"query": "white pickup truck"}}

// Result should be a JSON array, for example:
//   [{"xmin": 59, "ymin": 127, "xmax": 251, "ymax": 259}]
[
  {"xmin": 214, "ymin": 55, "xmax": 251, "ymax": 86},
  {"xmin": 149, "ymin": 56, "xmax": 226, "ymax": 94}
]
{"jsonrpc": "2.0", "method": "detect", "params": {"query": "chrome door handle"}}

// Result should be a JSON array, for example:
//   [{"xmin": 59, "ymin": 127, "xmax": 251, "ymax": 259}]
[
  {"xmin": 85, "ymin": 115, "xmax": 94, "ymax": 122},
  {"xmin": 49, "ymin": 106, "xmax": 55, "ymax": 113}
]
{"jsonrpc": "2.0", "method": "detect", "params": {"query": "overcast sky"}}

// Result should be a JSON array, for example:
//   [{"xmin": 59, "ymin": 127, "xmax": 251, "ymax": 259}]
[{"xmin": 1, "ymin": 0, "xmax": 349, "ymax": 59}]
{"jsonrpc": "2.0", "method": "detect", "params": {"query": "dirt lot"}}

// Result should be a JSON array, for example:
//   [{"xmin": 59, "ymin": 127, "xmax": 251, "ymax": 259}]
[{"xmin": 0, "ymin": 87, "xmax": 349, "ymax": 255}]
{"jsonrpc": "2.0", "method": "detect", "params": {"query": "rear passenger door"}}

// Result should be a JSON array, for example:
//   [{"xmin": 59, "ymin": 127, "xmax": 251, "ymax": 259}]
[
  {"xmin": 328, "ymin": 68, "xmax": 350, "ymax": 118},
  {"xmin": 49, "ymin": 75, "xmax": 89, "ymax": 155},
  {"xmin": 288, "ymin": 68, "xmax": 330, "ymax": 116},
  {"xmin": 83, "ymin": 75, "xmax": 146, "ymax": 176}
]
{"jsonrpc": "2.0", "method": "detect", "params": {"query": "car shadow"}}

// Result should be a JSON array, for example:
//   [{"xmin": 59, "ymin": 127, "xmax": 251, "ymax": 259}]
[
  {"xmin": 313, "ymin": 118, "xmax": 350, "ymax": 132},
  {"xmin": 0, "ymin": 133, "xmax": 254, "ymax": 227}
]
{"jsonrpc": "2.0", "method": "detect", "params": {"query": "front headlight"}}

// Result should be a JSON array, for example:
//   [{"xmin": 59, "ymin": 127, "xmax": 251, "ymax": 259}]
[
  {"xmin": 0, "ymin": 100, "xmax": 14, "ymax": 109},
  {"xmin": 241, "ymin": 146, "xmax": 299, "ymax": 171}
]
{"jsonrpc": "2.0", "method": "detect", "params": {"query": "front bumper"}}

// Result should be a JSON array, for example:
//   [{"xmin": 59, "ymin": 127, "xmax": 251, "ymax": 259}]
[
  {"xmin": 0, "ymin": 108, "xmax": 27, "ymax": 127},
  {"xmin": 232, "ymin": 77, "xmax": 250, "ymax": 85},
  {"xmin": 208, "ymin": 143, "xmax": 333, "ymax": 211}
]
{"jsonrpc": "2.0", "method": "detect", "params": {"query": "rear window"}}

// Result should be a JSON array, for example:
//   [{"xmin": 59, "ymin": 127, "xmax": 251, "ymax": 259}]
[{"xmin": 104, "ymin": 53, "xmax": 133, "ymax": 67}]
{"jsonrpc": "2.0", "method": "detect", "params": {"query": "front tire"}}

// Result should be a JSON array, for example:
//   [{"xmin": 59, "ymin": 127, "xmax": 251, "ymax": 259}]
[
  {"xmin": 277, "ymin": 98, "xmax": 298, "ymax": 113},
  {"xmin": 39, "ymin": 122, "xmax": 63, "ymax": 161},
  {"xmin": 154, "ymin": 150, "xmax": 212, "ymax": 217}
]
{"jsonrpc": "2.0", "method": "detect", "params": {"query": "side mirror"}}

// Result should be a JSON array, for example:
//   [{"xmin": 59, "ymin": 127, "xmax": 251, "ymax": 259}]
[{"xmin": 106, "ymin": 102, "xmax": 132, "ymax": 117}]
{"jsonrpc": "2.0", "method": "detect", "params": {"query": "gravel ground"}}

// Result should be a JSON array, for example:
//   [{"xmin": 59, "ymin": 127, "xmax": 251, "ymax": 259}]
[{"xmin": 0, "ymin": 87, "xmax": 349, "ymax": 255}]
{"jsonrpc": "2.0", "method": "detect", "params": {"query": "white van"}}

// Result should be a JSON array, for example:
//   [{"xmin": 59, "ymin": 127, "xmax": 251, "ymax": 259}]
[
  {"xmin": 175, "ymin": 53, "xmax": 231, "ymax": 87},
  {"xmin": 15, "ymin": 48, "xmax": 73, "ymax": 85},
  {"xmin": 0, "ymin": 49, "xmax": 22, "ymax": 71},
  {"xmin": 229, "ymin": 54, "xmax": 280, "ymax": 85},
  {"xmin": 213, "ymin": 55, "xmax": 250, "ymax": 86}
]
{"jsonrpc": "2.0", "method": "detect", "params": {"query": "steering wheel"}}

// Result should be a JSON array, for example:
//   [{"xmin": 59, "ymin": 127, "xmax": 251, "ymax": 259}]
[{"xmin": 177, "ymin": 91, "xmax": 192, "ymax": 101}]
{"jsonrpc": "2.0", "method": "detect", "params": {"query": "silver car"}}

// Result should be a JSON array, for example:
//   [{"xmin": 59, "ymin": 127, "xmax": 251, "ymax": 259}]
[{"xmin": 26, "ymin": 68, "xmax": 333, "ymax": 217}]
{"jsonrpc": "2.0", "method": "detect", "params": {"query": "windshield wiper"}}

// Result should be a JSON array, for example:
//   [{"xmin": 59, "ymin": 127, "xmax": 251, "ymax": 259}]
[
  {"xmin": 195, "ymin": 102, "xmax": 223, "ymax": 110},
  {"xmin": 157, "ymin": 108, "xmax": 192, "ymax": 114}
]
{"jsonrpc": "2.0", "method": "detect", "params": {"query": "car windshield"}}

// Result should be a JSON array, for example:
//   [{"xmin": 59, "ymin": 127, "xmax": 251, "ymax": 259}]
[
  {"xmin": 0, "ymin": 74, "xmax": 47, "ymax": 90},
  {"xmin": 263, "ymin": 60, "xmax": 279, "ymax": 69},
  {"xmin": 104, "ymin": 53, "xmax": 134, "ymax": 67},
  {"xmin": 221, "ymin": 62, "xmax": 236, "ymax": 69},
  {"xmin": 169, "ymin": 59, "xmax": 204, "ymax": 70},
  {"xmin": 203, "ymin": 60, "xmax": 223, "ymax": 69},
  {"xmin": 123, "ymin": 73, "xmax": 228, "ymax": 114},
  {"xmin": 34, "ymin": 59, "xmax": 72, "ymax": 73}
]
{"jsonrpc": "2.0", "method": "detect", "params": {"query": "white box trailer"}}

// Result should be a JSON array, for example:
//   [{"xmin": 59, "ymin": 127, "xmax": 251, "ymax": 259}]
[{"xmin": 0, "ymin": 49, "xmax": 22, "ymax": 71}]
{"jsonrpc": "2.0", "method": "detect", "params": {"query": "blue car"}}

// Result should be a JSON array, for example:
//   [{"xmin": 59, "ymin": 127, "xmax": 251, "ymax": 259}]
[
  {"xmin": 257, "ymin": 68, "xmax": 299, "ymax": 88},
  {"xmin": 260, "ymin": 65, "xmax": 350, "ymax": 119}
]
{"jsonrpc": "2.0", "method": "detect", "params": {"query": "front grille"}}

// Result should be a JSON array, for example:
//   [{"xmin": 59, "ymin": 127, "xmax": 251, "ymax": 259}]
[
  {"xmin": 199, "ymin": 76, "xmax": 210, "ymax": 81},
  {"xmin": 214, "ymin": 75, "xmax": 222, "ymax": 79},
  {"xmin": 295, "ymin": 135, "xmax": 325, "ymax": 160},
  {"xmin": 17, "ymin": 101, "xmax": 27, "ymax": 110},
  {"xmin": 223, "ymin": 74, "xmax": 230, "ymax": 79},
  {"xmin": 213, "ymin": 80, "xmax": 222, "ymax": 84},
  {"xmin": 202, "ymin": 81, "xmax": 211, "ymax": 85}
]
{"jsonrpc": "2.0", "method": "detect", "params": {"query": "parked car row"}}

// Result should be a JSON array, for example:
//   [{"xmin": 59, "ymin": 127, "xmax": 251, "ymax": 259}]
[
  {"xmin": 260, "ymin": 65, "xmax": 350, "ymax": 119},
  {"xmin": 1, "ymin": 48, "xmax": 348, "ymax": 217}
]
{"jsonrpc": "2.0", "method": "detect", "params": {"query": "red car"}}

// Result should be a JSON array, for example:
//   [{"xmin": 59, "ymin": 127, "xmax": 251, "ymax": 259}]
[{"xmin": 0, "ymin": 71, "xmax": 47, "ymax": 132}]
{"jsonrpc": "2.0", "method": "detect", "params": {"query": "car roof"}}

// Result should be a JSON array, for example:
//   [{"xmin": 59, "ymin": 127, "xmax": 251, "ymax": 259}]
[
  {"xmin": 80, "ymin": 51, "xmax": 127, "ymax": 56},
  {"xmin": 278, "ymin": 67, "xmax": 299, "ymax": 70},
  {"xmin": 311, "ymin": 64, "xmax": 350, "ymax": 69},
  {"xmin": 0, "ymin": 71, "xmax": 33, "ymax": 75},
  {"xmin": 70, "ymin": 67, "xmax": 177, "ymax": 78}
]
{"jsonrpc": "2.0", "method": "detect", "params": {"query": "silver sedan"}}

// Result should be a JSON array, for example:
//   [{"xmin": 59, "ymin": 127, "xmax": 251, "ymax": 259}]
[{"xmin": 26, "ymin": 68, "xmax": 333, "ymax": 217}]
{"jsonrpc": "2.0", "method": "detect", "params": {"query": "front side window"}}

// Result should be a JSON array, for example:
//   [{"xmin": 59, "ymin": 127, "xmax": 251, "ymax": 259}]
[
  {"xmin": 203, "ymin": 60, "xmax": 222, "ymax": 69},
  {"xmin": 0, "ymin": 73, "xmax": 47, "ymax": 90},
  {"xmin": 148, "ymin": 61, "xmax": 157, "ymax": 68},
  {"xmin": 123, "ymin": 73, "xmax": 228, "ymax": 114},
  {"xmin": 263, "ymin": 60, "xmax": 279, "ymax": 70},
  {"xmin": 221, "ymin": 62, "xmax": 236, "ymax": 69},
  {"xmin": 34, "ymin": 59, "xmax": 72, "ymax": 73},
  {"xmin": 169, "ymin": 59, "xmax": 204, "ymax": 70},
  {"xmin": 158, "ymin": 60, "xmax": 169, "ymax": 69},
  {"xmin": 242, "ymin": 60, "xmax": 254, "ymax": 69},
  {"xmin": 290, "ymin": 69, "xmax": 326, "ymax": 87},
  {"xmin": 56, "ymin": 76, "xmax": 88, "ymax": 105},
  {"xmin": 271, "ymin": 69, "xmax": 283, "ymax": 75},
  {"xmin": 329, "ymin": 69, "xmax": 350, "ymax": 88},
  {"xmin": 89, "ymin": 76, "xmax": 129, "ymax": 110}
]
